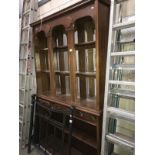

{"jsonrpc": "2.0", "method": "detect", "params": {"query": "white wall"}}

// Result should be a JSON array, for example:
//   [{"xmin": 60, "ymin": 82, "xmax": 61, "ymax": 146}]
[{"xmin": 36, "ymin": 0, "xmax": 82, "ymax": 20}]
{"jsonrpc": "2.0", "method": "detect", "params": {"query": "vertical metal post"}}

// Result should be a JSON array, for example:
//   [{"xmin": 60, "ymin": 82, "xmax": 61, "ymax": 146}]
[
  {"xmin": 28, "ymin": 94, "xmax": 36, "ymax": 153},
  {"xmin": 68, "ymin": 106, "xmax": 74, "ymax": 155},
  {"xmin": 61, "ymin": 112, "xmax": 67, "ymax": 155}
]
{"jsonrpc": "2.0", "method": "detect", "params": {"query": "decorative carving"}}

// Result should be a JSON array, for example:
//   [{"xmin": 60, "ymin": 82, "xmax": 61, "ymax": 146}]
[
  {"xmin": 44, "ymin": 24, "xmax": 51, "ymax": 37},
  {"xmin": 34, "ymin": 23, "xmax": 51, "ymax": 37},
  {"xmin": 65, "ymin": 23, "xmax": 74, "ymax": 32},
  {"xmin": 64, "ymin": 16, "xmax": 73, "ymax": 28},
  {"xmin": 46, "ymin": 30, "xmax": 52, "ymax": 38}
]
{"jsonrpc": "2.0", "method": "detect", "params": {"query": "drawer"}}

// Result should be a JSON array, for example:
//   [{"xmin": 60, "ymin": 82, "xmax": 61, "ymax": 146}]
[
  {"xmin": 36, "ymin": 100, "xmax": 51, "ymax": 117},
  {"xmin": 38, "ymin": 98, "xmax": 66, "ymax": 110},
  {"xmin": 36, "ymin": 100, "xmax": 66, "ymax": 117},
  {"xmin": 74, "ymin": 110, "xmax": 97, "ymax": 125},
  {"xmin": 38, "ymin": 98, "xmax": 51, "ymax": 107}
]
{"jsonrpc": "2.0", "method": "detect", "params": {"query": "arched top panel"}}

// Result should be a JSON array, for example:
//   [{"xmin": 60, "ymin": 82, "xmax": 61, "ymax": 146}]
[
  {"xmin": 74, "ymin": 16, "xmax": 95, "ymax": 43},
  {"xmin": 74, "ymin": 16, "xmax": 95, "ymax": 29},
  {"xmin": 52, "ymin": 25, "xmax": 66, "ymax": 36},
  {"xmin": 36, "ymin": 31, "xmax": 48, "ymax": 49},
  {"xmin": 37, "ymin": 31, "xmax": 46, "ymax": 39},
  {"xmin": 52, "ymin": 25, "xmax": 67, "ymax": 47}
]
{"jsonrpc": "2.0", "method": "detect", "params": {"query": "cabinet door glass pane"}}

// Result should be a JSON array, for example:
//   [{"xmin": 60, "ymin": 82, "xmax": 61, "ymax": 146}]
[
  {"xmin": 52, "ymin": 25, "xmax": 70, "ymax": 96},
  {"xmin": 35, "ymin": 31, "xmax": 50, "ymax": 93},
  {"xmin": 74, "ymin": 17, "xmax": 96, "ymax": 103}
]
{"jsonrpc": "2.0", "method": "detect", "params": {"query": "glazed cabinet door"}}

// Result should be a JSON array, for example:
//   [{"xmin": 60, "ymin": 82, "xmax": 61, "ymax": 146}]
[
  {"xmin": 73, "ymin": 16, "xmax": 97, "ymax": 110},
  {"xmin": 52, "ymin": 25, "xmax": 71, "ymax": 97},
  {"xmin": 35, "ymin": 31, "xmax": 50, "ymax": 94}
]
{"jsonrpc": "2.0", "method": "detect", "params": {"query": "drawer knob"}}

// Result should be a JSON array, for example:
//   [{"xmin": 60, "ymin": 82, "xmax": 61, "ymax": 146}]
[
  {"xmin": 69, "ymin": 119, "xmax": 73, "ymax": 123},
  {"xmin": 69, "ymin": 49, "xmax": 73, "ymax": 52}
]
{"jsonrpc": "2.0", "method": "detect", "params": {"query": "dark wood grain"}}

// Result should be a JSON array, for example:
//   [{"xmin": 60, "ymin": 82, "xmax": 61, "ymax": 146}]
[{"xmin": 32, "ymin": 1, "xmax": 110, "ymax": 154}]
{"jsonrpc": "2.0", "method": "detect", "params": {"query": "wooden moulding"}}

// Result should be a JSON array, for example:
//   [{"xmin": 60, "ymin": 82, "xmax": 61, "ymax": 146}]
[
  {"xmin": 38, "ymin": 93, "xmax": 102, "ymax": 115},
  {"xmin": 54, "ymin": 46, "xmax": 68, "ymax": 51},
  {"xmin": 76, "ymin": 72, "xmax": 96, "ymax": 77},
  {"xmin": 55, "ymin": 71, "xmax": 70, "ymax": 76},
  {"xmin": 32, "ymin": 3, "xmax": 95, "ymax": 35},
  {"xmin": 75, "ymin": 41, "xmax": 95, "ymax": 49}
]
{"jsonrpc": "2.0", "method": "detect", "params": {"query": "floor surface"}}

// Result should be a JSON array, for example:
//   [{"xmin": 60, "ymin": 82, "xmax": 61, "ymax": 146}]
[
  {"xmin": 19, "ymin": 145, "xmax": 83, "ymax": 155},
  {"xmin": 20, "ymin": 145, "xmax": 44, "ymax": 155}
]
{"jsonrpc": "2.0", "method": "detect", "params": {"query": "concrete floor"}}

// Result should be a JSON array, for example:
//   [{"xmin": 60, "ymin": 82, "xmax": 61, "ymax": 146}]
[
  {"xmin": 19, "ymin": 145, "xmax": 83, "ymax": 155},
  {"xmin": 19, "ymin": 145, "xmax": 44, "ymax": 155}
]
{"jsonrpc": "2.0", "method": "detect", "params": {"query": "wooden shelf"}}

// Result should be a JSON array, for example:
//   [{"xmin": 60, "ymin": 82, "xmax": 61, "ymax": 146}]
[
  {"xmin": 65, "ymin": 128, "xmax": 97, "ymax": 149},
  {"xmin": 75, "ymin": 41, "xmax": 95, "ymax": 49},
  {"xmin": 54, "ymin": 46, "xmax": 68, "ymax": 51},
  {"xmin": 36, "ymin": 70, "xmax": 50, "ymax": 73},
  {"xmin": 72, "ymin": 129, "xmax": 97, "ymax": 149},
  {"xmin": 55, "ymin": 70, "xmax": 70, "ymax": 76},
  {"xmin": 40, "ymin": 48, "xmax": 48, "ymax": 51},
  {"xmin": 38, "ymin": 92, "xmax": 72, "ymax": 107},
  {"xmin": 76, "ymin": 98, "xmax": 96, "ymax": 110},
  {"xmin": 74, "ymin": 115, "xmax": 96, "ymax": 126},
  {"xmin": 43, "ymin": 70, "xmax": 50, "ymax": 73},
  {"xmin": 39, "ymin": 135, "xmax": 84, "ymax": 155},
  {"xmin": 76, "ymin": 72, "xmax": 96, "ymax": 77}
]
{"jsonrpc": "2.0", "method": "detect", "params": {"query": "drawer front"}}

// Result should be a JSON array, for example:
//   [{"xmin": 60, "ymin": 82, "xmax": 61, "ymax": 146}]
[
  {"xmin": 36, "ymin": 103, "xmax": 50, "ymax": 117},
  {"xmin": 38, "ymin": 98, "xmax": 66, "ymax": 109},
  {"xmin": 36, "ymin": 99, "xmax": 97, "ymax": 125},
  {"xmin": 36, "ymin": 99, "xmax": 66, "ymax": 116},
  {"xmin": 74, "ymin": 110, "xmax": 97, "ymax": 125}
]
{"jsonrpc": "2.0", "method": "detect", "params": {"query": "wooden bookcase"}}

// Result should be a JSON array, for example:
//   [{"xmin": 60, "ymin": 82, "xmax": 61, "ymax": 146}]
[{"xmin": 31, "ymin": 0, "xmax": 110, "ymax": 154}]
